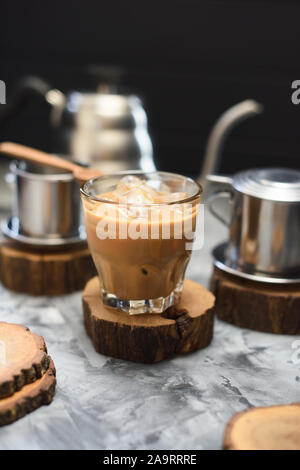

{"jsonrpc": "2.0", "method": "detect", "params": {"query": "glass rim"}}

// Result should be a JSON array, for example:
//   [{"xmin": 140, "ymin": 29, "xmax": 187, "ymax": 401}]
[{"xmin": 80, "ymin": 170, "xmax": 202, "ymax": 207}]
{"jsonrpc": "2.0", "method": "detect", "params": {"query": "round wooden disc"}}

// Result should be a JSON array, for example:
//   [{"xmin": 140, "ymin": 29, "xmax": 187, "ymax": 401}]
[
  {"xmin": 211, "ymin": 267, "xmax": 300, "ymax": 334},
  {"xmin": 0, "ymin": 242, "xmax": 96, "ymax": 296},
  {"xmin": 0, "ymin": 358, "xmax": 56, "ymax": 427},
  {"xmin": 0, "ymin": 322, "xmax": 50, "ymax": 398},
  {"xmin": 83, "ymin": 277, "xmax": 215, "ymax": 363},
  {"xmin": 224, "ymin": 403, "xmax": 300, "ymax": 450}
]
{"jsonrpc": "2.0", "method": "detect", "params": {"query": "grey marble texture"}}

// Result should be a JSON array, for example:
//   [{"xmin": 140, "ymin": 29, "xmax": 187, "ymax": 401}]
[{"xmin": 0, "ymin": 199, "xmax": 299, "ymax": 450}]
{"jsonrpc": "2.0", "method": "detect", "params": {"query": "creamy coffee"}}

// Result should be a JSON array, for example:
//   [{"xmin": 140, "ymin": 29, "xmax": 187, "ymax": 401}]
[{"xmin": 81, "ymin": 173, "xmax": 201, "ymax": 314}]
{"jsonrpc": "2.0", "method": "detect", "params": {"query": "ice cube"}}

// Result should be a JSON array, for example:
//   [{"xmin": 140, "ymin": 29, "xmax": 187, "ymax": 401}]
[
  {"xmin": 99, "ymin": 191, "xmax": 118, "ymax": 202},
  {"xmin": 116, "ymin": 175, "xmax": 143, "ymax": 194},
  {"xmin": 139, "ymin": 181, "xmax": 160, "ymax": 199},
  {"xmin": 155, "ymin": 192, "xmax": 189, "ymax": 203},
  {"xmin": 121, "ymin": 187, "xmax": 155, "ymax": 205},
  {"xmin": 116, "ymin": 175, "xmax": 163, "ymax": 201}
]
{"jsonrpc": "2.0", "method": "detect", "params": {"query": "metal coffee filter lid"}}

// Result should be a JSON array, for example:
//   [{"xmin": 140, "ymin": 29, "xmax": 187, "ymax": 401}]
[{"xmin": 232, "ymin": 168, "xmax": 300, "ymax": 202}]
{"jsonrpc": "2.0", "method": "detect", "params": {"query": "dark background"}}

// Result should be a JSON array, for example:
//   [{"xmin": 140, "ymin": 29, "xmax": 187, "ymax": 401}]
[{"xmin": 1, "ymin": 0, "xmax": 300, "ymax": 178}]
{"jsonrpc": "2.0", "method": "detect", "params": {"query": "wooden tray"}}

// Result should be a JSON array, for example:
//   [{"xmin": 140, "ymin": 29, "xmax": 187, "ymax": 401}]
[
  {"xmin": 0, "ymin": 359, "xmax": 56, "ymax": 426},
  {"xmin": 83, "ymin": 277, "xmax": 215, "ymax": 363},
  {"xmin": 0, "ymin": 242, "xmax": 96, "ymax": 295},
  {"xmin": 0, "ymin": 322, "xmax": 50, "ymax": 398},
  {"xmin": 0, "ymin": 322, "xmax": 56, "ymax": 426},
  {"xmin": 211, "ymin": 267, "xmax": 300, "ymax": 334},
  {"xmin": 224, "ymin": 403, "xmax": 300, "ymax": 450}
]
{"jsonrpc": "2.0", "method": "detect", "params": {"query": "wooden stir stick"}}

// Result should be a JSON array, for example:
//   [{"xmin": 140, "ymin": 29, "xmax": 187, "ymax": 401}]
[{"xmin": 0, "ymin": 142, "xmax": 102, "ymax": 185}]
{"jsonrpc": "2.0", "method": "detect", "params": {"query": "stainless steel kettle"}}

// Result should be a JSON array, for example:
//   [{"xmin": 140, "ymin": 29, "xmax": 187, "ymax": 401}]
[{"xmin": 0, "ymin": 73, "xmax": 155, "ymax": 173}]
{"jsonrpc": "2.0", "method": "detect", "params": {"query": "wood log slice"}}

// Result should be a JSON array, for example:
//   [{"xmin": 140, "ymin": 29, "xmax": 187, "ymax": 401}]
[
  {"xmin": 0, "ymin": 358, "xmax": 56, "ymax": 426},
  {"xmin": 83, "ymin": 277, "xmax": 215, "ymax": 363},
  {"xmin": 224, "ymin": 403, "xmax": 300, "ymax": 450},
  {"xmin": 0, "ymin": 322, "xmax": 50, "ymax": 398},
  {"xmin": 211, "ymin": 267, "xmax": 300, "ymax": 334},
  {"xmin": 0, "ymin": 242, "xmax": 96, "ymax": 295}
]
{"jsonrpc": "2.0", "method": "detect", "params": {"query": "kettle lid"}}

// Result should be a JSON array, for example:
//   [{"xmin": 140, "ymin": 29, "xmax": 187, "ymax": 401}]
[{"xmin": 233, "ymin": 168, "xmax": 300, "ymax": 202}]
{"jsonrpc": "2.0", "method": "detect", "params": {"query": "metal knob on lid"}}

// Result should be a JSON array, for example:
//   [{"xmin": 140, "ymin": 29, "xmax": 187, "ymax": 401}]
[{"xmin": 232, "ymin": 168, "xmax": 300, "ymax": 202}]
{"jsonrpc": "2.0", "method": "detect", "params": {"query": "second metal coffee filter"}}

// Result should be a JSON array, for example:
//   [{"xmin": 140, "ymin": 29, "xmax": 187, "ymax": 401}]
[
  {"xmin": 10, "ymin": 161, "xmax": 82, "ymax": 239},
  {"xmin": 207, "ymin": 168, "xmax": 300, "ymax": 276}
]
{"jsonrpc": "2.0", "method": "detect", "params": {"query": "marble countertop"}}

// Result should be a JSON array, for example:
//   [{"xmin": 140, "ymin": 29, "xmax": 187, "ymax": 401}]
[{"xmin": 0, "ymin": 183, "xmax": 299, "ymax": 450}]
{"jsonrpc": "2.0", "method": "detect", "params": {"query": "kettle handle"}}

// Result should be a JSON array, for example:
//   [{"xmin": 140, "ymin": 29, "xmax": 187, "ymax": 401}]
[
  {"xmin": 0, "ymin": 76, "xmax": 51, "ymax": 127},
  {"xmin": 198, "ymin": 99, "xmax": 263, "ymax": 186},
  {"xmin": 0, "ymin": 76, "xmax": 66, "ymax": 129},
  {"xmin": 206, "ymin": 175, "xmax": 234, "ymax": 227},
  {"xmin": 206, "ymin": 190, "xmax": 233, "ymax": 227}
]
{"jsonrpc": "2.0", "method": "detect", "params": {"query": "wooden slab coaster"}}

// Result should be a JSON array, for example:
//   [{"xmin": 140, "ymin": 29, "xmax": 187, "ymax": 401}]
[
  {"xmin": 83, "ymin": 277, "xmax": 215, "ymax": 363},
  {"xmin": 0, "ymin": 242, "xmax": 96, "ymax": 296},
  {"xmin": 224, "ymin": 403, "xmax": 300, "ymax": 450},
  {"xmin": 211, "ymin": 267, "xmax": 300, "ymax": 334},
  {"xmin": 0, "ymin": 322, "xmax": 50, "ymax": 398},
  {"xmin": 0, "ymin": 358, "xmax": 56, "ymax": 426}
]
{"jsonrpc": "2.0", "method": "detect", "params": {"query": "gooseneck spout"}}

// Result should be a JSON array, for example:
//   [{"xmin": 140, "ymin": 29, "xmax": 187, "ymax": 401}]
[{"xmin": 198, "ymin": 99, "xmax": 263, "ymax": 187}]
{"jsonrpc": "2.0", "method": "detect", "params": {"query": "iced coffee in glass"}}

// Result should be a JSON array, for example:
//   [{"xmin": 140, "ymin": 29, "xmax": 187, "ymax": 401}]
[{"xmin": 80, "ymin": 171, "xmax": 202, "ymax": 314}]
